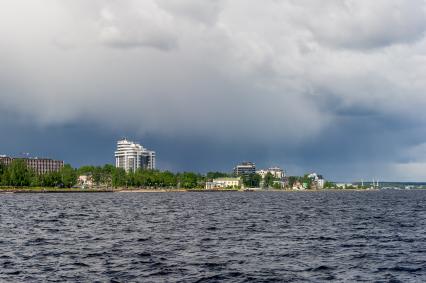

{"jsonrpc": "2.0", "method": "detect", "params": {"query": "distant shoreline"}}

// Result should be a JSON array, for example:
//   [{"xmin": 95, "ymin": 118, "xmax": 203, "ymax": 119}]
[{"xmin": 0, "ymin": 187, "xmax": 394, "ymax": 194}]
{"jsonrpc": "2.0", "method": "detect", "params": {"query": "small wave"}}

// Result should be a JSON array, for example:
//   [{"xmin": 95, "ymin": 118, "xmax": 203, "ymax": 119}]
[
  {"xmin": 306, "ymin": 265, "xmax": 334, "ymax": 272},
  {"xmin": 73, "ymin": 262, "xmax": 90, "ymax": 267}
]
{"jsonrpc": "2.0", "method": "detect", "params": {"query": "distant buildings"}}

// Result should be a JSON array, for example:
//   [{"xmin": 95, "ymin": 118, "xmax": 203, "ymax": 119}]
[
  {"xmin": 308, "ymin": 173, "xmax": 325, "ymax": 189},
  {"xmin": 115, "ymin": 138, "xmax": 156, "ymax": 172},
  {"xmin": 234, "ymin": 162, "xmax": 256, "ymax": 176},
  {"xmin": 0, "ymin": 155, "xmax": 64, "ymax": 174},
  {"xmin": 205, "ymin": 177, "xmax": 242, "ymax": 189},
  {"xmin": 256, "ymin": 167, "xmax": 286, "ymax": 180},
  {"xmin": 78, "ymin": 175, "xmax": 93, "ymax": 188},
  {"xmin": 257, "ymin": 166, "xmax": 287, "ymax": 188}
]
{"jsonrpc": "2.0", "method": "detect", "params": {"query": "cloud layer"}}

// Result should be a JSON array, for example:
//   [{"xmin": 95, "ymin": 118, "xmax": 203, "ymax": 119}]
[{"xmin": 1, "ymin": 0, "xmax": 426, "ymax": 180}]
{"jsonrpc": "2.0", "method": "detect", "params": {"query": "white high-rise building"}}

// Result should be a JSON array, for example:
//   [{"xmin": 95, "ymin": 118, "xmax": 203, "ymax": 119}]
[{"xmin": 115, "ymin": 139, "xmax": 156, "ymax": 172}]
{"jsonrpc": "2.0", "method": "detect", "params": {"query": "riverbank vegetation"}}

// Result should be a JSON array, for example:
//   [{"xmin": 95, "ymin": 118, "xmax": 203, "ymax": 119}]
[{"xmin": 0, "ymin": 160, "xmax": 343, "ymax": 190}]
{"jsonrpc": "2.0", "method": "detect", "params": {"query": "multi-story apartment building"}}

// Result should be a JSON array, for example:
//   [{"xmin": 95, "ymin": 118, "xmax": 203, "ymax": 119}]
[
  {"xmin": 233, "ymin": 162, "xmax": 256, "ymax": 176},
  {"xmin": 115, "ymin": 139, "xmax": 156, "ymax": 172},
  {"xmin": 0, "ymin": 155, "xmax": 64, "ymax": 174}
]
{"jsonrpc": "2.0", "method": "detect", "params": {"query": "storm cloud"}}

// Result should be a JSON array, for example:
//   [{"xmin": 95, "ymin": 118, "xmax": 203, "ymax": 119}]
[{"xmin": 1, "ymin": 0, "xmax": 426, "ymax": 181}]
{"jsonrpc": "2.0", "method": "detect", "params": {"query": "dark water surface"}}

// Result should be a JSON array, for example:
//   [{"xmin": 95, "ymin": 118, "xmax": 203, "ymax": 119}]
[{"xmin": 0, "ymin": 190, "xmax": 425, "ymax": 282}]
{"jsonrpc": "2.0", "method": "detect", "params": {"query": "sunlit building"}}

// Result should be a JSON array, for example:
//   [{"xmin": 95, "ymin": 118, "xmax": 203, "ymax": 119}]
[
  {"xmin": 256, "ymin": 167, "xmax": 286, "ymax": 180},
  {"xmin": 205, "ymin": 177, "xmax": 242, "ymax": 189},
  {"xmin": 114, "ymin": 139, "xmax": 156, "ymax": 172}
]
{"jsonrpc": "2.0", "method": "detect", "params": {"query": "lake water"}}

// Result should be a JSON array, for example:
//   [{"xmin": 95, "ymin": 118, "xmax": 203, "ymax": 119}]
[{"xmin": 0, "ymin": 190, "xmax": 425, "ymax": 282}]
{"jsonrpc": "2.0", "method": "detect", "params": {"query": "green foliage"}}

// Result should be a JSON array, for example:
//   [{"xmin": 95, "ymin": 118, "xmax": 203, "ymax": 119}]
[
  {"xmin": 264, "ymin": 172, "xmax": 275, "ymax": 188},
  {"xmin": 206, "ymin": 171, "xmax": 229, "ymax": 180},
  {"xmin": 178, "ymin": 172, "xmax": 199, "ymax": 189},
  {"xmin": 6, "ymin": 159, "xmax": 33, "ymax": 186},
  {"xmin": 60, "ymin": 164, "xmax": 77, "ymax": 188},
  {"xmin": 302, "ymin": 174, "xmax": 313, "ymax": 189},
  {"xmin": 39, "ymin": 171, "xmax": 61, "ymax": 187},
  {"xmin": 287, "ymin": 176, "xmax": 298, "ymax": 187},
  {"xmin": 0, "ymin": 161, "xmax": 207, "ymax": 190},
  {"xmin": 324, "ymin": 181, "xmax": 335, "ymax": 189},
  {"xmin": 242, "ymin": 173, "xmax": 262, "ymax": 188},
  {"xmin": 112, "ymin": 168, "xmax": 127, "ymax": 187},
  {"xmin": 0, "ymin": 163, "xmax": 5, "ymax": 184},
  {"xmin": 272, "ymin": 182, "xmax": 282, "ymax": 189}
]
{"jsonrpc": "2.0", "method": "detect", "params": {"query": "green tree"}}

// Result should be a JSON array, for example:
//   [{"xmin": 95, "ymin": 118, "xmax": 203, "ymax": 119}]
[
  {"xmin": 112, "ymin": 167, "xmax": 127, "ymax": 187},
  {"xmin": 287, "ymin": 176, "xmax": 299, "ymax": 187},
  {"xmin": 206, "ymin": 171, "xmax": 229, "ymax": 180},
  {"xmin": 160, "ymin": 171, "xmax": 177, "ymax": 187},
  {"xmin": 324, "ymin": 181, "xmax": 335, "ymax": 189},
  {"xmin": 264, "ymin": 172, "xmax": 275, "ymax": 188},
  {"xmin": 0, "ymin": 162, "xmax": 5, "ymax": 185},
  {"xmin": 60, "ymin": 164, "xmax": 77, "ymax": 188},
  {"xmin": 40, "ymin": 171, "xmax": 61, "ymax": 187},
  {"xmin": 179, "ymin": 172, "xmax": 198, "ymax": 189},
  {"xmin": 7, "ymin": 159, "xmax": 33, "ymax": 187},
  {"xmin": 242, "ymin": 173, "xmax": 262, "ymax": 188},
  {"xmin": 77, "ymin": 165, "xmax": 95, "ymax": 176}
]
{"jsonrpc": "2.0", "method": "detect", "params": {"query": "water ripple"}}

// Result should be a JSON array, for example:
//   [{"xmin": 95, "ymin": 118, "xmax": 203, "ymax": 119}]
[{"xmin": 0, "ymin": 190, "xmax": 426, "ymax": 282}]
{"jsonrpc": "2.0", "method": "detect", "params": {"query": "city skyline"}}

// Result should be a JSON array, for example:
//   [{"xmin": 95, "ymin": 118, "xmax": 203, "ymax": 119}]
[{"xmin": 1, "ymin": 1, "xmax": 426, "ymax": 181}]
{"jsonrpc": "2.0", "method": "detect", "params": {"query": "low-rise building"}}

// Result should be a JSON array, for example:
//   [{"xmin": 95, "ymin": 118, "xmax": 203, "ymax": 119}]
[
  {"xmin": 78, "ymin": 175, "xmax": 94, "ymax": 188},
  {"xmin": 292, "ymin": 181, "xmax": 305, "ymax": 190},
  {"xmin": 256, "ymin": 167, "xmax": 286, "ymax": 180},
  {"xmin": 308, "ymin": 173, "xmax": 325, "ymax": 189},
  {"xmin": 205, "ymin": 177, "xmax": 242, "ymax": 189}
]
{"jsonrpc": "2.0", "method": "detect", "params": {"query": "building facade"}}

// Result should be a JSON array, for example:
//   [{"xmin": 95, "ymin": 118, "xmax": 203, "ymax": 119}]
[
  {"xmin": 115, "ymin": 139, "xmax": 156, "ymax": 172},
  {"xmin": 0, "ymin": 155, "xmax": 64, "ymax": 174},
  {"xmin": 233, "ymin": 162, "xmax": 256, "ymax": 176},
  {"xmin": 256, "ymin": 167, "xmax": 286, "ymax": 180},
  {"xmin": 308, "ymin": 173, "xmax": 325, "ymax": 189},
  {"xmin": 205, "ymin": 177, "xmax": 242, "ymax": 189}
]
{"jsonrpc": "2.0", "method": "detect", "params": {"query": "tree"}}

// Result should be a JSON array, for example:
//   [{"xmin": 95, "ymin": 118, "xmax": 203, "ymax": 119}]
[
  {"xmin": 112, "ymin": 168, "xmax": 127, "ymax": 187},
  {"xmin": 7, "ymin": 159, "xmax": 33, "ymax": 187},
  {"xmin": 287, "ymin": 176, "xmax": 299, "ymax": 187},
  {"xmin": 92, "ymin": 166, "xmax": 103, "ymax": 185},
  {"xmin": 40, "ymin": 171, "xmax": 61, "ymax": 187},
  {"xmin": 160, "ymin": 171, "xmax": 177, "ymax": 187},
  {"xmin": 179, "ymin": 172, "xmax": 198, "ymax": 189},
  {"xmin": 0, "ymin": 163, "xmax": 5, "ymax": 185},
  {"xmin": 206, "ymin": 171, "xmax": 229, "ymax": 180},
  {"xmin": 242, "ymin": 173, "xmax": 262, "ymax": 188},
  {"xmin": 60, "ymin": 164, "xmax": 77, "ymax": 188},
  {"xmin": 264, "ymin": 172, "xmax": 275, "ymax": 188},
  {"xmin": 324, "ymin": 181, "xmax": 335, "ymax": 189}
]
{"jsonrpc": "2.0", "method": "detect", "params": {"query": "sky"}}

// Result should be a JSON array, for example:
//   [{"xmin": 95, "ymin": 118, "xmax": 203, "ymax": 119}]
[{"xmin": 1, "ymin": 0, "xmax": 426, "ymax": 181}]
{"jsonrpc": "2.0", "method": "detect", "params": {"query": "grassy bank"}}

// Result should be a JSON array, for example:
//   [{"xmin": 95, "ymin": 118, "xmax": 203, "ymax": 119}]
[
  {"xmin": 0, "ymin": 186, "xmax": 381, "ymax": 193},
  {"xmin": 0, "ymin": 187, "xmax": 116, "ymax": 193}
]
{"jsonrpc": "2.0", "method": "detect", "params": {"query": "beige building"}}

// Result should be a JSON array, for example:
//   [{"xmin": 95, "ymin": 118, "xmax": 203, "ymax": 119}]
[{"xmin": 205, "ymin": 177, "xmax": 242, "ymax": 189}]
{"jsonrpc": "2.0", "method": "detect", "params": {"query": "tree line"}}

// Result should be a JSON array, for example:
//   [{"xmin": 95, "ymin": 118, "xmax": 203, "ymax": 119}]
[
  {"xmin": 0, "ymin": 161, "xmax": 217, "ymax": 189},
  {"xmin": 0, "ymin": 159, "xmax": 77, "ymax": 188},
  {"xmin": 0, "ymin": 160, "xmax": 331, "ymax": 189}
]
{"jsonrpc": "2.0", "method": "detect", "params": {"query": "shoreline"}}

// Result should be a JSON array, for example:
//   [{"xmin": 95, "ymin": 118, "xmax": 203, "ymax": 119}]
[{"xmin": 0, "ymin": 187, "xmax": 388, "ymax": 194}]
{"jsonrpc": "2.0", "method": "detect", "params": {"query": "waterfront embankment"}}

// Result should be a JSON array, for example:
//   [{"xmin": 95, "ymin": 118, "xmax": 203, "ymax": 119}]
[{"xmin": 0, "ymin": 187, "xmax": 380, "ymax": 193}]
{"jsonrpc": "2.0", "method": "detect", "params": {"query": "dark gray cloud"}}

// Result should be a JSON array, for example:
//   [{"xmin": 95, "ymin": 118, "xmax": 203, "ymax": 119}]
[{"xmin": 1, "ymin": 0, "xmax": 426, "ymax": 181}]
